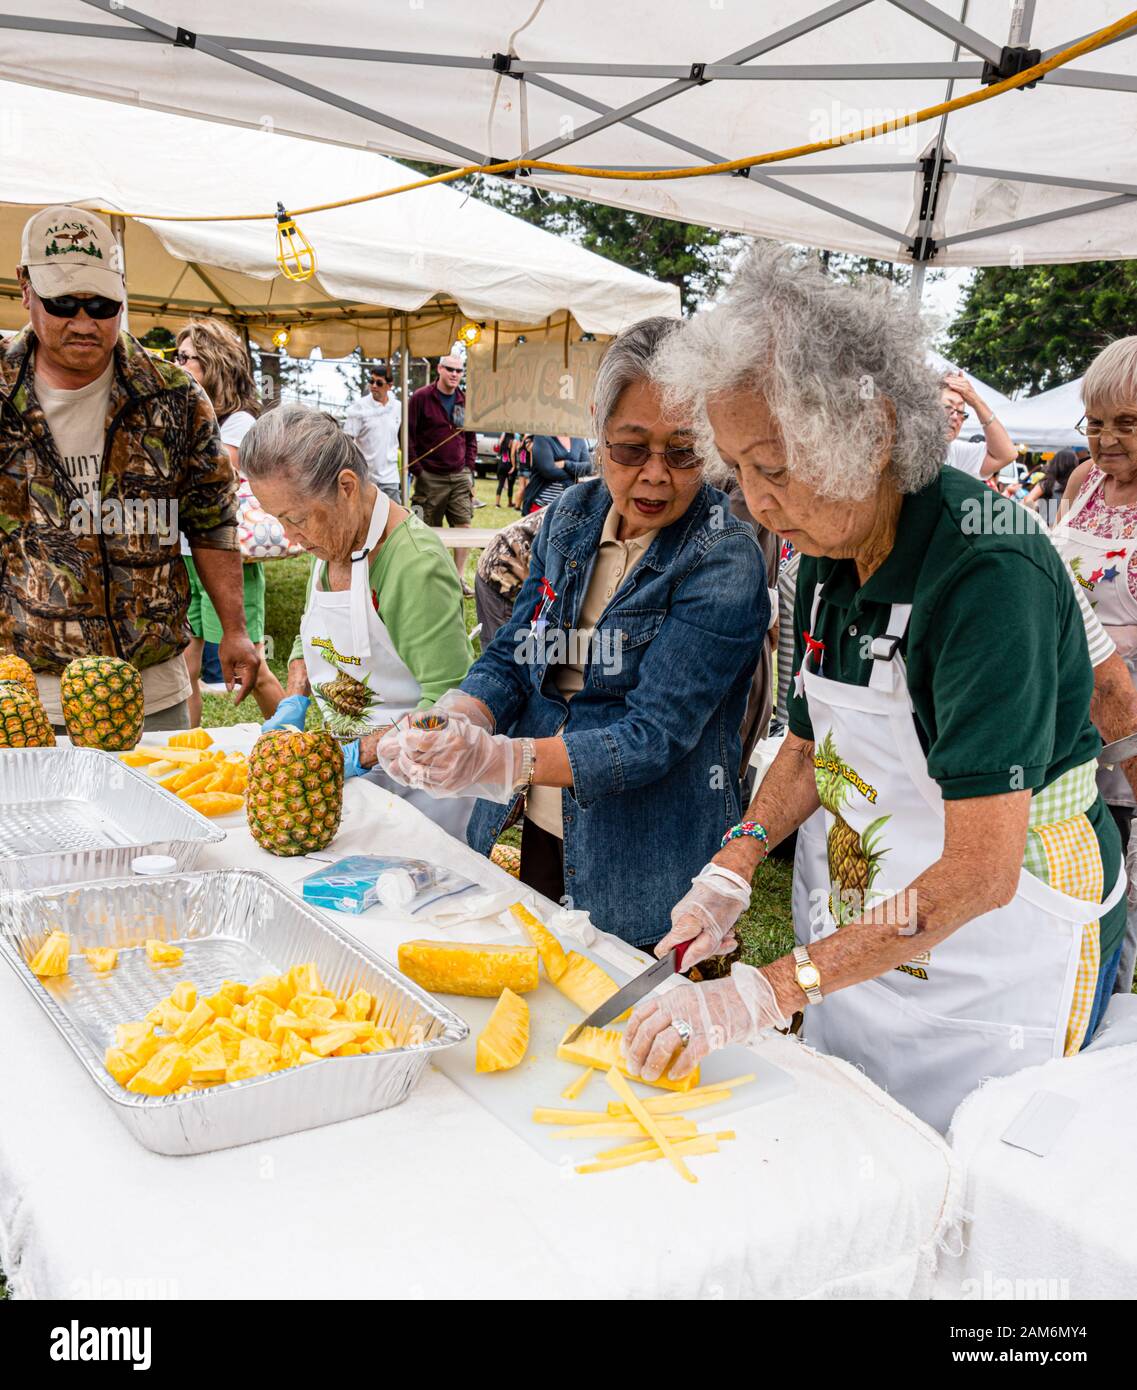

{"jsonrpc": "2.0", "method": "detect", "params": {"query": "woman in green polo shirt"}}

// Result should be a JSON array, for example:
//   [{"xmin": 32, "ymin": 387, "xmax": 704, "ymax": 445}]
[
  {"xmin": 621, "ymin": 246, "xmax": 1125, "ymax": 1132},
  {"xmin": 240, "ymin": 404, "xmax": 475, "ymax": 838}
]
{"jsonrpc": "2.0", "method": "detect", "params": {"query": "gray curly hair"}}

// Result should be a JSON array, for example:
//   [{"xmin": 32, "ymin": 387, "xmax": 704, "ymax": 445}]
[{"xmin": 651, "ymin": 244, "xmax": 946, "ymax": 501}]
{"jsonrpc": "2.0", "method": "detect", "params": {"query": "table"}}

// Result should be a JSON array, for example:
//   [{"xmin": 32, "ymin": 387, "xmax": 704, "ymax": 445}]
[
  {"xmin": 0, "ymin": 727, "xmax": 962, "ymax": 1300},
  {"xmin": 428, "ymin": 526, "xmax": 503, "ymax": 549}
]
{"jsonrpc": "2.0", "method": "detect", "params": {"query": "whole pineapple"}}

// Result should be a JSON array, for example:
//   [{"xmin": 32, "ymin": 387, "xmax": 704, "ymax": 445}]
[
  {"xmin": 60, "ymin": 656, "xmax": 144, "ymax": 750},
  {"xmin": 0, "ymin": 652, "xmax": 39, "ymax": 698},
  {"xmin": 0, "ymin": 679, "xmax": 55, "ymax": 748},
  {"xmin": 247, "ymin": 728, "xmax": 344, "ymax": 857}
]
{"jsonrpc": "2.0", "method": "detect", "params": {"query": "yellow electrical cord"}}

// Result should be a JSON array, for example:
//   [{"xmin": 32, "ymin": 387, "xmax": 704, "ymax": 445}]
[{"xmin": 93, "ymin": 8, "xmax": 1137, "ymax": 225}]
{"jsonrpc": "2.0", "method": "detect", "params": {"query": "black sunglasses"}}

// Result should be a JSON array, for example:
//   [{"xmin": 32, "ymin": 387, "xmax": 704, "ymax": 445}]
[{"xmin": 37, "ymin": 293, "xmax": 122, "ymax": 321}]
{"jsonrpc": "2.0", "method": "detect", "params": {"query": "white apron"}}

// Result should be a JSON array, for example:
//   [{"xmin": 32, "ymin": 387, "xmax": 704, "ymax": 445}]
[
  {"xmin": 1051, "ymin": 472, "xmax": 1137, "ymax": 808},
  {"xmin": 797, "ymin": 583, "xmax": 1125, "ymax": 1133},
  {"xmin": 300, "ymin": 490, "xmax": 474, "ymax": 840}
]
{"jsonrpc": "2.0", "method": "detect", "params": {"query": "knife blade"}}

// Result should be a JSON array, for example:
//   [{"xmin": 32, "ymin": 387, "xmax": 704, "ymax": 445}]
[
  {"xmin": 562, "ymin": 941, "xmax": 692, "ymax": 1045},
  {"xmin": 1099, "ymin": 731, "xmax": 1137, "ymax": 768}
]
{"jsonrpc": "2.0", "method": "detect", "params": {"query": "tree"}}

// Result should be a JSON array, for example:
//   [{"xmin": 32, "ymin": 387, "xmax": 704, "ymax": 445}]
[
  {"xmin": 404, "ymin": 162, "xmax": 737, "ymax": 312},
  {"xmin": 943, "ymin": 261, "xmax": 1137, "ymax": 396}
]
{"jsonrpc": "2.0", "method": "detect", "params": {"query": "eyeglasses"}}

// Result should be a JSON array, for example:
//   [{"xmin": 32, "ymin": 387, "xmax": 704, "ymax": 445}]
[
  {"xmin": 1077, "ymin": 416, "xmax": 1137, "ymax": 439},
  {"xmin": 942, "ymin": 406, "xmax": 967, "ymax": 420},
  {"xmin": 605, "ymin": 440, "xmax": 701, "ymax": 470},
  {"xmin": 173, "ymin": 351, "xmax": 201, "ymax": 366},
  {"xmin": 37, "ymin": 293, "xmax": 122, "ymax": 321}
]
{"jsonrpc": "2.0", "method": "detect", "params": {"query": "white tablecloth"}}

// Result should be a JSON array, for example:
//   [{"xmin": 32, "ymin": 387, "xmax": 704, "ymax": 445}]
[{"xmin": 0, "ymin": 727, "xmax": 962, "ymax": 1300}]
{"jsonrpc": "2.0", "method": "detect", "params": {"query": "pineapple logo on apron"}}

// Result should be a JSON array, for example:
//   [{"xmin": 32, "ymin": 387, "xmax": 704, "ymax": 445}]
[
  {"xmin": 313, "ymin": 667, "xmax": 381, "ymax": 738},
  {"xmin": 814, "ymin": 731, "xmax": 891, "ymax": 926}
]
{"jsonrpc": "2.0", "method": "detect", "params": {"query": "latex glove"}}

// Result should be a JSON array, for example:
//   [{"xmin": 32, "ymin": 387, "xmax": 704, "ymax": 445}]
[
  {"xmin": 653, "ymin": 863, "xmax": 753, "ymax": 969},
  {"xmin": 340, "ymin": 739, "xmax": 366, "ymax": 780},
  {"xmin": 622, "ymin": 965, "xmax": 787, "ymax": 1082},
  {"xmin": 261, "ymin": 693, "xmax": 309, "ymax": 733},
  {"xmin": 430, "ymin": 687, "xmax": 495, "ymax": 732},
  {"xmin": 377, "ymin": 718, "xmax": 521, "ymax": 802}
]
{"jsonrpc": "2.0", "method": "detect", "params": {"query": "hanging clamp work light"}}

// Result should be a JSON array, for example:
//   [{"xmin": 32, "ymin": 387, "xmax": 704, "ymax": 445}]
[{"xmin": 275, "ymin": 203, "xmax": 317, "ymax": 282}]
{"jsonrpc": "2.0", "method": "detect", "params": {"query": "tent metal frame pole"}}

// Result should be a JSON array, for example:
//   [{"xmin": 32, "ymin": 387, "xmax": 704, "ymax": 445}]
[
  {"xmin": 399, "ymin": 315, "xmax": 410, "ymax": 509},
  {"xmin": 938, "ymin": 193, "xmax": 1136, "ymax": 249},
  {"xmin": 885, "ymin": 0, "xmax": 1002, "ymax": 63},
  {"xmin": 110, "ymin": 214, "xmax": 129, "ymax": 334},
  {"xmin": 950, "ymin": 166, "xmax": 1137, "ymax": 198},
  {"xmin": 75, "ymin": 0, "xmax": 488, "ymax": 163}
]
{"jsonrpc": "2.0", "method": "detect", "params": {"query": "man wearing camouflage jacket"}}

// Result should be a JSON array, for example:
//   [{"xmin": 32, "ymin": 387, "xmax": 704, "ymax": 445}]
[{"xmin": 0, "ymin": 206, "xmax": 257, "ymax": 728}]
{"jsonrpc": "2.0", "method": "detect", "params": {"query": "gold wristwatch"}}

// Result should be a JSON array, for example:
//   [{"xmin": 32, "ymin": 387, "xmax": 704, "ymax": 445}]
[{"xmin": 793, "ymin": 944, "xmax": 823, "ymax": 1004}]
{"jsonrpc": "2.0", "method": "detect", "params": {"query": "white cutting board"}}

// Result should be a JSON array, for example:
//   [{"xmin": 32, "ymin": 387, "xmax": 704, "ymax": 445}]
[{"xmin": 430, "ymin": 937, "xmax": 796, "ymax": 1167}]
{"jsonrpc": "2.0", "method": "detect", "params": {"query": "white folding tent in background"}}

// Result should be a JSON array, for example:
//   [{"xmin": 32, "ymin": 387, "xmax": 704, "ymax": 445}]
[
  {"xmin": 0, "ymin": 80, "xmax": 679, "ymax": 358},
  {"xmin": 999, "ymin": 376, "xmax": 1087, "ymax": 448},
  {"xmin": 0, "ymin": 0, "xmax": 1133, "ymax": 294}
]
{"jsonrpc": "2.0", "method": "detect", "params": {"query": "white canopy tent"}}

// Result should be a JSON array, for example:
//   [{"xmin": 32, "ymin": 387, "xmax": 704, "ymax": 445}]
[
  {"xmin": 0, "ymin": 80, "xmax": 679, "ymax": 357},
  {"xmin": 999, "ymin": 376, "xmax": 1087, "ymax": 449},
  {"xmin": 0, "ymin": 1, "xmax": 1133, "ymax": 287}
]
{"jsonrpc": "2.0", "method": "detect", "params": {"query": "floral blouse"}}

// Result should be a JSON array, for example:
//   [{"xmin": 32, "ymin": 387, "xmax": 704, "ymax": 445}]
[{"xmin": 1072, "ymin": 464, "xmax": 1137, "ymax": 602}]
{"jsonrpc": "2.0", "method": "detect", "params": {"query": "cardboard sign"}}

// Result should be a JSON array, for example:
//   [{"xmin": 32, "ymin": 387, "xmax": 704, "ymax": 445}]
[{"xmin": 463, "ymin": 338, "xmax": 606, "ymax": 435}]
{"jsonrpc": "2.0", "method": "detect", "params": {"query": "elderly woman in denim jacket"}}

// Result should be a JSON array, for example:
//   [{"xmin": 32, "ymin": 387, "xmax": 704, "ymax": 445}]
[{"xmin": 377, "ymin": 316, "xmax": 768, "ymax": 947}]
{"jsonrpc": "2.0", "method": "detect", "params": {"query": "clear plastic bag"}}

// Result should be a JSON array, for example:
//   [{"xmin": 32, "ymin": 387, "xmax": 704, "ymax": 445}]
[{"xmin": 300, "ymin": 854, "xmax": 479, "ymax": 916}]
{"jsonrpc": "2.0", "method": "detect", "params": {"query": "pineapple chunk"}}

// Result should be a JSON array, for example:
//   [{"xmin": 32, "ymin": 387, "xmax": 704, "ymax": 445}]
[
  {"xmin": 397, "ymin": 940, "xmax": 539, "ymax": 997},
  {"xmin": 174, "ymin": 1000, "xmax": 215, "ymax": 1046},
  {"xmin": 29, "ymin": 930, "xmax": 70, "ymax": 978},
  {"xmin": 246, "ymin": 993, "xmax": 283, "ymax": 1038},
  {"xmin": 287, "ymin": 962, "xmax": 322, "ymax": 996},
  {"xmin": 337, "ymin": 1042, "xmax": 364, "ymax": 1056},
  {"xmin": 218, "ymin": 979, "xmax": 247, "ymax": 1004},
  {"xmin": 509, "ymin": 903, "xmax": 568, "ymax": 982},
  {"xmin": 204, "ymin": 991, "xmax": 234, "ymax": 1018},
  {"xmin": 292, "ymin": 993, "xmax": 337, "ymax": 1019},
  {"xmin": 248, "ymin": 975, "xmax": 293, "ymax": 1008},
  {"xmin": 557, "ymin": 1025, "xmax": 698, "ymax": 1093},
  {"xmin": 187, "ymin": 1032, "xmax": 227, "ymax": 1083},
  {"xmin": 127, "ymin": 1047, "xmax": 192, "ymax": 1096},
  {"xmin": 83, "ymin": 946, "xmax": 118, "ymax": 973},
  {"xmin": 153, "ymin": 998, "xmax": 187, "ymax": 1033},
  {"xmin": 553, "ymin": 951, "xmax": 627, "ymax": 1017},
  {"xmin": 342, "ymin": 988, "xmax": 373, "ymax": 1022},
  {"xmin": 184, "ymin": 791, "xmax": 245, "ymax": 817},
  {"xmin": 170, "ymin": 981, "xmax": 196, "ymax": 1012},
  {"xmin": 105, "ymin": 1046, "xmax": 143, "ymax": 1087},
  {"xmin": 562, "ymin": 1067, "xmax": 595, "ymax": 1101},
  {"xmin": 475, "ymin": 988, "xmax": 530, "ymax": 1073},
  {"xmin": 123, "ymin": 1033, "xmax": 164, "ymax": 1068},
  {"xmin": 238, "ymin": 1037, "xmax": 280, "ymax": 1070},
  {"xmin": 115, "ymin": 1020, "xmax": 154, "ymax": 1050},
  {"xmin": 168, "ymin": 729, "xmax": 213, "ymax": 750},
  {"xmin": 145, "ymin": 939, "xmax": 184, "ymax": 967},
  {"xmin": 309, "ymin": 1025, "xmax": 358, "ymax": 1057},
  {"xmin": 169, "ymin": 761, "xmax": 216, "ymax": 795}
]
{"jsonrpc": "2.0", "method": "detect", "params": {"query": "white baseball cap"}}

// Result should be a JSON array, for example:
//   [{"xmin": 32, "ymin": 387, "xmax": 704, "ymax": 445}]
[{"xmin": 19, "ymin": 204, "xmax": 125, "ymax": 301}]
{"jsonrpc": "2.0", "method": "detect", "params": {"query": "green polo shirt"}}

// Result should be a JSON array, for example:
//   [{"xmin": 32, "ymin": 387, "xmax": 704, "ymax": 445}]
[{"xmin": 788, "ymin": 467, "xmax": 1124, "ymax": 958}]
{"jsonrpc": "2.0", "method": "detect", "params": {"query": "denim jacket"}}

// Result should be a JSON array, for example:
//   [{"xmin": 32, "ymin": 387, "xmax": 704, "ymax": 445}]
[{"xmin": 464, "ymin": 477, "xmax": 768, "ymax": 947}]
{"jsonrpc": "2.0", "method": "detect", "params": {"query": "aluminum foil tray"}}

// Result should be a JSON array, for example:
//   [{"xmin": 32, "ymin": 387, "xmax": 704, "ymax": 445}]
[
  {"xmin": 0, "ymin": 747, "xmax": 225, "ymax": 890},
  {"xmin": 0, "ymin": 869, "xmax": 469, "ymax": 1155}
]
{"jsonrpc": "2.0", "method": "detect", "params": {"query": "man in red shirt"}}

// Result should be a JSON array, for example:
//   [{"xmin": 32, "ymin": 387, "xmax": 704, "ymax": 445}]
[{"xmin": 408, "ymin": 354, "xmax": 478, "ymax": 593}]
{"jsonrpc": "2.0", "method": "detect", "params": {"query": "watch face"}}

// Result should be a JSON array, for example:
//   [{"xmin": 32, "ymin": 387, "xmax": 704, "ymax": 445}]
[{"xmin": 799, "ymin": 964, "xmax": 821, "ymax": 989}]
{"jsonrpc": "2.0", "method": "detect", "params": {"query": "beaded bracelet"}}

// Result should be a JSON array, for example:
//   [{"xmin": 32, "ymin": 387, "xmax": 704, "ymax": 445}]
[{"xmin": 721, "ymin": 821, "xmax": 769, "ymax": 851}]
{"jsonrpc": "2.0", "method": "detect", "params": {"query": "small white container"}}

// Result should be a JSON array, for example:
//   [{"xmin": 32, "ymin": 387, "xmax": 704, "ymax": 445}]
[{"xmin": 131, "ymin": 855, "xmax": 179, "ymax": 876}]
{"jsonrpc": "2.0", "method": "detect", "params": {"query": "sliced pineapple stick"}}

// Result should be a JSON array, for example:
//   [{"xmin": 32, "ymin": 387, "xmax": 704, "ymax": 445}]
[
  {"xmin": 550, "ymin": 1117, "xmax": 698, "ymax": 1140},
  {"xmin": 532, "ymin": 1107, "xmax": 611, "ymax": 1125},
  {"xmin": 561, "ymin": 1066, "xmax": 594, "ymax": 1101},
  {"xmin": 607, "ymin": 1089, "xmax": 734, "ymax": 1118},
  {"xmin": 595, "ymin": 1129, "xmax": 737, "ymax": 1161},
  {"xmin": 606, "ymin": 1067, "xmax": 696, "ymax": 1183},
  {"xmin": 576, "ymin": 1135, "xmax": 720, "ymax": 1175}
]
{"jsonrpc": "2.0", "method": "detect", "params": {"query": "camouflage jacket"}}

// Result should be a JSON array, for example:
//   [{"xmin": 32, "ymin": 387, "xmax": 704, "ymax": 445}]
[{"xmin": 0, "ymin": 328, "xmax": 237, "ymax": 674}]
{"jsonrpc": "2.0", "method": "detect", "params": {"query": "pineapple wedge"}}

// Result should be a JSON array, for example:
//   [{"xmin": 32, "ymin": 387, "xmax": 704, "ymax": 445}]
[
  {"xmin": 553, "ymin": 951, "xmax": 629, "ymax": 1019},
  {"xmin": 29, "ymin": 930, "xmax": 70, "ymax": 978},
  {"xmin": 509, "ymin": 902, "xmax": 568, "ymax": 982},
  {"xmin": 83, "ymin": 945, "xmax": 118, "ymax": 973},
  {"xmin": 127, "ymin": 1047, "xmax": 191, "ymax": 1096},
  {"xmin": 476, "ymin": 988, "xmax": 530, "ymax": 1073},
  {"xmin": 145, "ymin": 939, "xmax": 184, "ymax": 967},
  {"xmin": 557, "ymin": 1025, "xmax": 699, "ymax": 1093}
]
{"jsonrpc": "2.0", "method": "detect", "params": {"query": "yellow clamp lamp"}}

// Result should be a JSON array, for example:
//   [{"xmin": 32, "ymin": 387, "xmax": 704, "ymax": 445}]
[
  {"xmin": 458, "ymin": 321, "xmax": 483, "ymax": 347},
  {"xmin": 271, "ymin": 327, "xmax": 291, "ymax": 350},
  {"xmin": 275, "ymin": 202, "xmax": 317, "ymax": 283}
]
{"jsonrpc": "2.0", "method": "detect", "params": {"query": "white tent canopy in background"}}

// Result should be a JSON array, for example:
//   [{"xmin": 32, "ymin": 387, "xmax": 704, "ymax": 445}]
[
  {"xmin": 999, "ymin": 376, "xmax": 1087, "ymax": 449},
  {"xmin": 0, "ymin": 82, "xmax": 678, "ymax": 356},
  {"xmin": 1, "ymin": 1, "xmax": 1134, "ymax": 275}
]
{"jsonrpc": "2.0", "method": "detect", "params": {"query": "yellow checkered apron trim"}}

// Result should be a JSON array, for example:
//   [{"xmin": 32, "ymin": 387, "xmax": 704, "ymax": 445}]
[{"xmin": 1030, "ymin": 814, "xmax": 1102, "ymax": 1055}]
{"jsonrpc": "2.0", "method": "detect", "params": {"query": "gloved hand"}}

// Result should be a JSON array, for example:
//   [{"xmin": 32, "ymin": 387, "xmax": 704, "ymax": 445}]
[
  {"xmin": 653, "ymin": 863, "xmax": 753, "ymax": 969},
  {"xmin": 261, "ymin": 693, "xmax": 310, "ymax": 733},
  {"xmin": 622, "ymin": 965, "xmax": 788, "ymax": 1082},
  {"xmin": 376, "ymin": 718, "xmax": 522, "ymax": 802},
  {"xmin": 340, "ymin": 739, "xmax": 367, "ymax": 780},
  {"xmin": 430, "ymin": 688, "xmax": 495, "ymax": 733}
]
